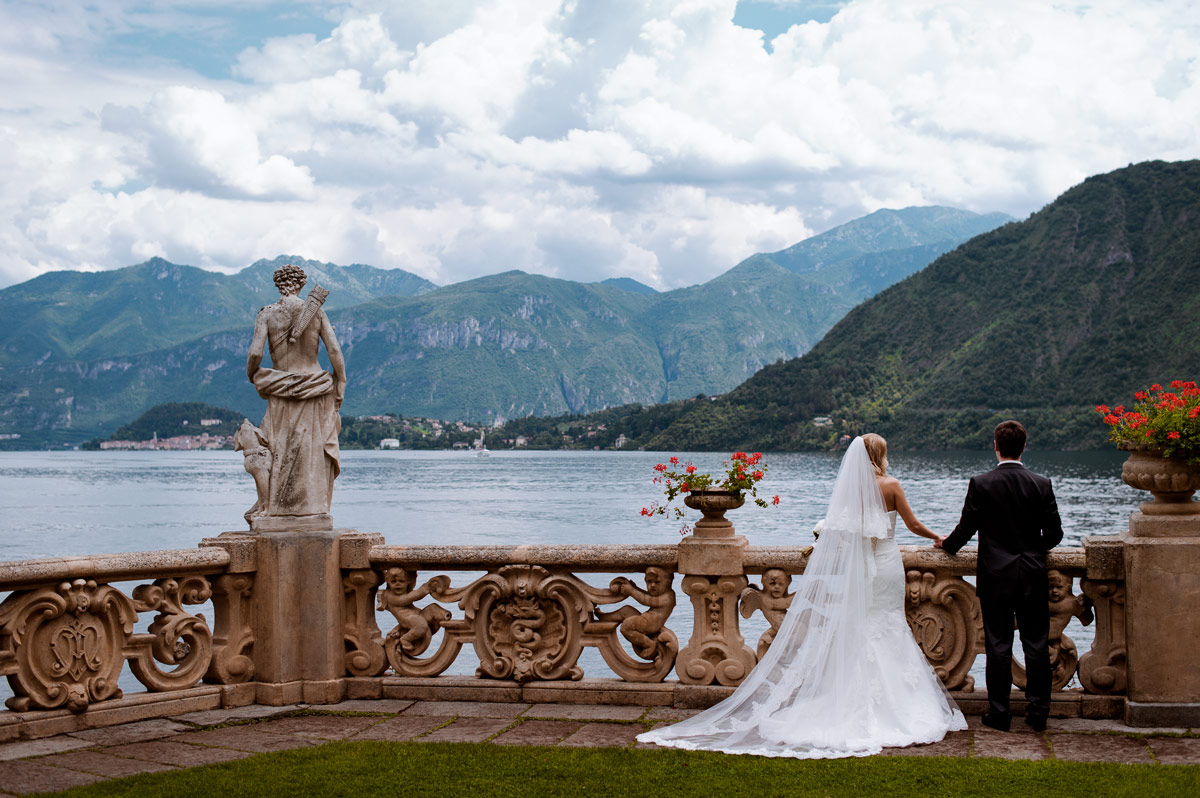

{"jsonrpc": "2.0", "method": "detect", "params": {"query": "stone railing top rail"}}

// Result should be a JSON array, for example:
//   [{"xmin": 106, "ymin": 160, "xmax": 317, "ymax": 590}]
[
  {"xmin": 0, "ymin": 548, "xmax": 230, "ymax": 591},
  {"xmin": 368, "ymin": 543, "xmax": 1089, "ymax": 575},
  {"xmin": 369, "ymin": 543, "xmax": 678, "ymax": 571}
]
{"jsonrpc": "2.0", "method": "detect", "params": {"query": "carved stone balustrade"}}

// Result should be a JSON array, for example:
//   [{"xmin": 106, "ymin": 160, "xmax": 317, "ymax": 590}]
[
  {"xmin": 351, "ymin": 545, "xmax": 680, "ymax": 685},
  {"xmin": 0, "ymin": 548, "xmax": 254, "ymax": 720}
]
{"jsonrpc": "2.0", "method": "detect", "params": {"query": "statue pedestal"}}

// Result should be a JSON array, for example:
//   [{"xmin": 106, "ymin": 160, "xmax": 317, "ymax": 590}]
[
  {"xmin": 675, "ymin": 528, "xmax": 756, "ymax": 686},
  {"xmin": 1123, "ymin": 511, "xmax": 1200, "ymax": 726}
]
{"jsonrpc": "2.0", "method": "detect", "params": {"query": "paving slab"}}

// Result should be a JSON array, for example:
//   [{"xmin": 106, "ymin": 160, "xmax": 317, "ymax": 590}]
[
  {"xmin": 350, "ymin": 716, "xmax": 451, "ymax": 742},
  {"xmin": 1046, "ymin": 718, "xmax": 1189, "ymax": 735},
  {"xmin": 68, "ymin": 718, "xmax": 191, "ymax": 745},
  {"xmin": 643, "ymin": 707, "xmax": 702, "ymax": 722},
  {"xmin": 0, "ymin": 736, "xmax": 94, "ymax": 762},
  {"xmin": 100, "ymin": 740, "xmax": 252, "ymax": 767},
  {"xmin": 522, "ymin": 703, "xmax": 646, "ymax": 721},
  {"xmin": 167, "ymin": 726, "xmax": 316, "ymax": 753},
  {"xmin": 1146, "ymin": 736, "xmax": 1200, "ymax": 765},
  {"xmin": 325, "ymin": 700, "xmax": 414, "ymax": 714},
  {"xmin": 492, "ymin": 720, "xmax": 582, "ymax": 747},
  {"xmin": 1050, "ymin": 733, "xmax": 1155, "ymax": 764},
  {"xmin": 406, "ymin": 701, "xmax": 530, "ymax": 718},
  {"xmin": 169, "ymin": 704, "xmax": 305, "ymax": 726},
  {"xmin": 974, "ymin": 731, "xmax": 1050, "ymax": 760},
  {"xmin": 558, "ymin": 723, "xmax": 645, "ymax": 749},
  {"xmin": 39, "ymin": 749, "xmax": 179, "ymax": 777},
  {"xmin": 256, "ymin": 715, "xmax": 383, "ymax": 740},
  {"xmin": 0, "ymin": 759, "xmax": 104, "ymax": 794},
  {"xmin": 417, "ymin": 718, "xmax": 512, "ymax": 744},
  {"xmin": 881, "ymin": 731, "xmax": 971, "ymax": 758}
]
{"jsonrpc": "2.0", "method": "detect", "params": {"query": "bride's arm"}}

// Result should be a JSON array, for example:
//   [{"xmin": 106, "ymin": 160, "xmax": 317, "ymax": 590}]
[{"xmin": 893, "ymin": 481, "xmax": 942, "ymax": 543}]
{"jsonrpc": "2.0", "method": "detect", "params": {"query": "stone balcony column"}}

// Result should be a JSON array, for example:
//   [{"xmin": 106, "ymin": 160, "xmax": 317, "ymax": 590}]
[
  {"xmin": 674, "ymin": 493, "xmax": 756, "ymax": 686},
  {"xmin": 1121, "ymin": 509, "xmax": 1200, "ymax": 726}
]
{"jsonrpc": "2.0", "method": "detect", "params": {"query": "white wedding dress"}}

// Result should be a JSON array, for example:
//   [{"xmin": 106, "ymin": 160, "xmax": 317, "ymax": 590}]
[{"xmin": 638, "ymin": 437, "xmax": 966, "ymax": 758}]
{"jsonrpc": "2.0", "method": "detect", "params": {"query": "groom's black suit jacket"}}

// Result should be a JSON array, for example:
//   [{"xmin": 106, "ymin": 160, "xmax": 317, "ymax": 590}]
[{"xmin": 942, "ymin": 461, "xmax": 1064, "ymax": 600}]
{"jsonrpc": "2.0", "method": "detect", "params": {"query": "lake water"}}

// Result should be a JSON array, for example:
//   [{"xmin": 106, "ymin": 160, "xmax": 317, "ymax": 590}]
[{"xmin": 0, "ymin": 449, "xmax": 1142, "ymax": 699}]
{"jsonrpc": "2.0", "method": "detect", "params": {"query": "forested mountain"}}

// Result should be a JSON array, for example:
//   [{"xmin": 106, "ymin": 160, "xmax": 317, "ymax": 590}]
[
  {"xmin": 0, "ymin": 207, "xmax": 1009, "ymax": 446},
  {"xmin": 0, "ymin": 255, "xmax": 436, "ymax": 368},
  {"xmin": 639, "ymin": 160, "xmax": 1200, "ymax": 451}
]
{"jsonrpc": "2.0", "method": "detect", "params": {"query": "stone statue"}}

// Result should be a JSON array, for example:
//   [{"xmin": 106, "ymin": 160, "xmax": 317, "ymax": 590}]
[
  {"xmin": 594, "ymin": 567, "xmax": 676, "ymax": 659},
  {"xmin": 740, "ymin": 568, "xmax": 794, "ymax": 658},
  {"xmin": 245, "ymin": 263, "xmax": 346, "ymax": 531},
  {"xmin": 233, "ymin": 419, "xmax": 272, "ymax": 523},
  {"xmin": 377, "ymin": 568, "xmax": 451, "ymax": 656}
]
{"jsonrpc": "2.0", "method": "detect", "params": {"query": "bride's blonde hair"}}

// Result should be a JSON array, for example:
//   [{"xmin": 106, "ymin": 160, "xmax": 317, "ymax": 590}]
[{"xmin": 862, "ymin": 433, "xmax": 888, "ymax": 476}]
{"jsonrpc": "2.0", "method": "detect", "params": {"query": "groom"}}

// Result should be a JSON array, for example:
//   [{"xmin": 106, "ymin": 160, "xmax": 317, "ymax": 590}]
[{"xmin": 938, "ymin": 420, "xmax": 1063, "ymax": 732}]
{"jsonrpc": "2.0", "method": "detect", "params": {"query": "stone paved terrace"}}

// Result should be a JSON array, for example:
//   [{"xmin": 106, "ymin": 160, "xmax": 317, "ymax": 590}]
[{"xmin": 0, "ymin": 700, "xmax": 1197, "ymax": 795}]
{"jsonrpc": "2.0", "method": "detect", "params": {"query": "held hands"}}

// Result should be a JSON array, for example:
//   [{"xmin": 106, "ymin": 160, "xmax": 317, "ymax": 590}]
[{"xmin": 932, "ymin": 534, "xmax": 945, "ymax": 549}]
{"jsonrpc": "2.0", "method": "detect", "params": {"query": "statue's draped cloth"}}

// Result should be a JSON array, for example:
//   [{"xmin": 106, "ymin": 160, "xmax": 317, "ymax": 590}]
[{"xmin": 253, "ymin": 367, "xmax": 341, "ymax": 517}]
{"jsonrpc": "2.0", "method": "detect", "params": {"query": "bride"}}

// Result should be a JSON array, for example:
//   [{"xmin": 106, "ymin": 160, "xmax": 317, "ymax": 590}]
[{"xmin": 638, "ymin": 434, "xmax": 966, "ymax": 758}]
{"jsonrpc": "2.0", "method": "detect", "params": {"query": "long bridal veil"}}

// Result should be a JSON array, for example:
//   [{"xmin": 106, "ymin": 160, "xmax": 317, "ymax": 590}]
[{"xmin": 639, "ymin": 437, "xmax": 908, "ymax": 758}]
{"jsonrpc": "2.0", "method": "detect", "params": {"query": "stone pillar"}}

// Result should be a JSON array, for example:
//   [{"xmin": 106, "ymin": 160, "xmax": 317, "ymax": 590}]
[
  {"xmin": 203, "ymin": 528, "xmax": 382, "ymax": 706},
  {"xmin": 675, "ymin": 496, "xmax": 756, "ymax": 686},
  {"xmin": 1121, "ymin": 511, "xmax": 1200, "ymax": 726}
]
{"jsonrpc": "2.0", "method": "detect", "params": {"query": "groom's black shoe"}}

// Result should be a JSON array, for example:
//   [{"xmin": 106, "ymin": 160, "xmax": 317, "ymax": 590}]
[
  {"xmin": 1023, "ymin": 714, "xmax": 1048, "ymax": 732},
  {"xmin": 981, "ymin": 712, "xmax": 1011, "ymax": 732}
]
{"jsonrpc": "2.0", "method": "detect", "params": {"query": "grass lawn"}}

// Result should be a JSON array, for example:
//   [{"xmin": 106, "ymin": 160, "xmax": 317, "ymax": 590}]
[{"xmin": 40, "ymin": 741, "xmax": 1200, "ymax": 798}]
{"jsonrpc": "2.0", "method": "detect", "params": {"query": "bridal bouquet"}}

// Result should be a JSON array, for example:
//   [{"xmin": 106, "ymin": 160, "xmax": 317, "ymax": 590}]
[
  {"xmin": 1097, "ymin": 380, "xmax": 1200, "ymax": 463},
  {"xmin": 640, "ymin": 452, "xmax": 780, "ymax": 533}
]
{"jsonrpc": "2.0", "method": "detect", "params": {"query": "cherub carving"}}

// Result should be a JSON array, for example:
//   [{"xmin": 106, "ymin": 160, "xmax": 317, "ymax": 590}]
[
  {"xmin": 740, "ymin": 569, "xmax": 794, "ymax": 658},
  {"xmin": 233, "ymin": 419, "xmax": 271, "ymax": 524},
  {"xmin": 377, "ymin": 568, "xmax": 451, "ymax": 656},
  {"xmin": 1046, "ymin": 569, "xmax": 1094, "ymax": 681},
  {"xmin": 595, "ymin": 567, "xmax": 676, "ymax": 659}
]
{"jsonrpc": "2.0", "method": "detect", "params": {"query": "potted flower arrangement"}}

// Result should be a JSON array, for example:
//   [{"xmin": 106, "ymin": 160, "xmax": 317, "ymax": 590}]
[
  {"xmin": 641, "ymin": 452, "xmax": 779, "ymax": 535},
  {"xmin": 1097, "ymin": 380, "xmax": 1200, "ymax": 512}
]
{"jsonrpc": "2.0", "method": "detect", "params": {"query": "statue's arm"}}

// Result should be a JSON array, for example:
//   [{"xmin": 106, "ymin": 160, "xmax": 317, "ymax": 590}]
[
  {"xmin": 319, "ymin": 310, "xmax": 347, "ymax": 408},
  {"xmin": 246, "ymin": 310, "xmax": 268, "ymax": 381}
]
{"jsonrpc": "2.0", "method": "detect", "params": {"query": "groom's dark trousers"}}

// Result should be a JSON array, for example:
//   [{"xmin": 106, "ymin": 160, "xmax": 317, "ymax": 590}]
[{"xmin": 942, "ymin": 461, "xmax": 1063, "ymax": 721}]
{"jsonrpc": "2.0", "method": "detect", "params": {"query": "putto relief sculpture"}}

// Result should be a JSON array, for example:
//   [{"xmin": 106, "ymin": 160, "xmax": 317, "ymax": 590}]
[
  {"xmin": 244, "ymin": 264, "xmax": 346, "ymax": 531},
  {"xmin": 740, "ymin": 568, "xmax": 794, "ymax": 659}
]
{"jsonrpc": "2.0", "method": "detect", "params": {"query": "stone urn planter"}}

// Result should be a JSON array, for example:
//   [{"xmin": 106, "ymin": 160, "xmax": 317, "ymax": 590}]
[
  {"xmin": 1121, "ymin": 447, "xmax": 1200, "ymax": 515},
  {"xmin": 683, "ymin": 489, "xmax": 746, "ymax": 537}
]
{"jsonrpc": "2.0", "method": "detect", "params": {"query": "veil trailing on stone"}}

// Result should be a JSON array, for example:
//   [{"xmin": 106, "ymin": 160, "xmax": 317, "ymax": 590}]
[{"xmin": 638, "ymin": 437, "xmax": 899, "ymax": 758}]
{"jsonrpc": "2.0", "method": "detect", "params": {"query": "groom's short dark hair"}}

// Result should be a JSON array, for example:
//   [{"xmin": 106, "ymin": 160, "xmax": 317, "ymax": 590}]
[{"xmin": 994, "ymin": 420, "xmax": 1026, "ymax": 458}]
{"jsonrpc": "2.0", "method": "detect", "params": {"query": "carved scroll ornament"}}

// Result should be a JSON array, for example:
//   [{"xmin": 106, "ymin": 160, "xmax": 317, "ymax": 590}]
[
  {"xmin": 127, "ymin": 576, "xmax": 214, "ymax": 692},
  {"xmin": 0, "ymin": 579, "xmax": 135, "ymax": 712},
  {"xmin": 904, "ymin": 569, "xmax": 984, "ymax": 691},
  {"xmin": 1077, "ymin": 578, "xmax": 1127, "ymax": 695},
  {"xmin": 676, "ymin": 574, "xmax": 757, "ymax": 686}
]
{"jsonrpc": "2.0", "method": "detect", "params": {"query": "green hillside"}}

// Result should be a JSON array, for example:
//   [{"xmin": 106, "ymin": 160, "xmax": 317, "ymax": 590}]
[{"xmin": 643, "ymin": 160, "xmax": 1200, "ymax": 452}]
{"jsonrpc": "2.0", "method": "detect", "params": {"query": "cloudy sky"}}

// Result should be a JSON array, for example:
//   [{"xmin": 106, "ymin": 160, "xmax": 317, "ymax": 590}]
[{"xmin": 2, "ymin": 0, "xmax": 1197, "ymax": 290}]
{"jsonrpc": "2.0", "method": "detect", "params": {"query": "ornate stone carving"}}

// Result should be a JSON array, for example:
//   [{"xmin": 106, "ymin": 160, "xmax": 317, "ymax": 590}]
[
  {"xmin": 0, "ymin": 580, "xmax": 135, "ymax": 712},
  {"xmin": 588, "ymin": 567, "xmax": 678, "ymax": 682},
  {"xmin": 469, "ymin": 565, "xmax": 586, "ymax": 682},
  {"xmin": 676, "ymin": 574, "xmax": 757, "ymax": 685},
  {"xmin": 127, "ymin": 577, "xmax": 213, "ymax": 692},
  {"xmin": 1078, "ymin": 578, "xmax": 1127, "ymax": 695},
  {"xmin": 904, "ymin": 569, "xmax": 983, "ymax": 691},
  {"xmin": 739, "ymin": 569, "xmax": 794, "ymax": 659},
  {"xmin": 342, "ymin": 569, "xmax": 385, "ymax": 677},
  {"xmin": 1012, "ymin": 570, "xmax": 1093, "ymax": 691},
  {"xmin": 206, "ymin": 573, "xmax": 255, "ymax": 684}
]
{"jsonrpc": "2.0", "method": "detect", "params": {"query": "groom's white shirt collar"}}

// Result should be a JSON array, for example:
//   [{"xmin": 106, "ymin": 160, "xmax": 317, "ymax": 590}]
[{"xmin": 996, "ymin": 460, "xmax": 1025, "ymax": 468}]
